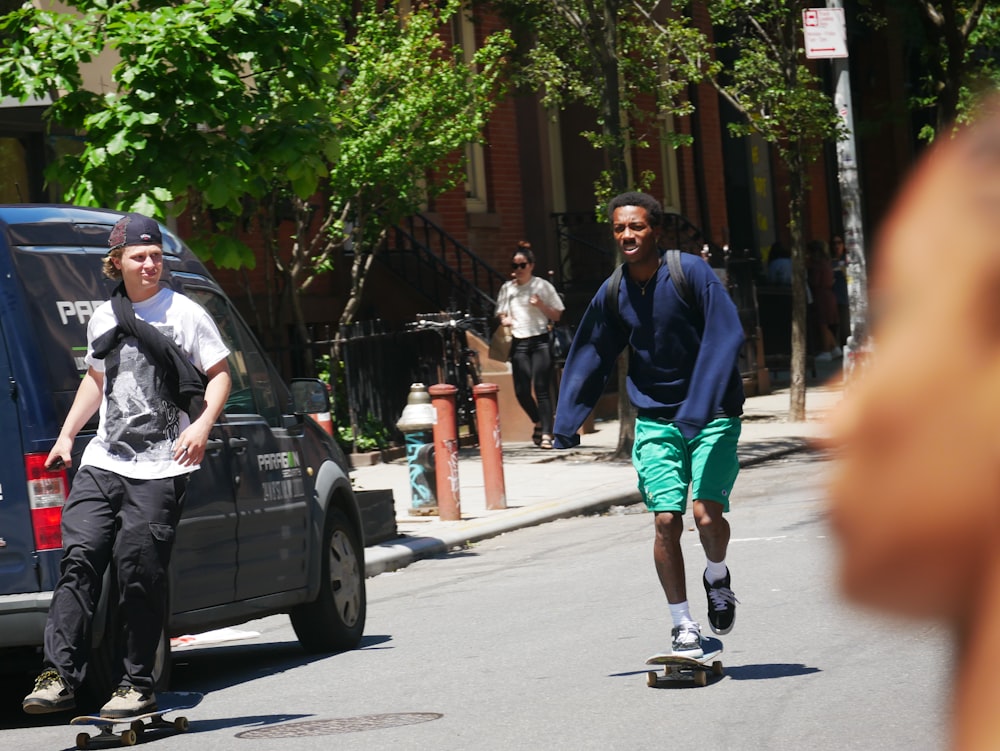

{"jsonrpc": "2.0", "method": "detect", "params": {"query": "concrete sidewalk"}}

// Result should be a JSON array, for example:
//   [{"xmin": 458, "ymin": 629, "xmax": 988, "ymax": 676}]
[{"xmin": 353, "ymin": 379, "xmax": 843, "ymax": 577}]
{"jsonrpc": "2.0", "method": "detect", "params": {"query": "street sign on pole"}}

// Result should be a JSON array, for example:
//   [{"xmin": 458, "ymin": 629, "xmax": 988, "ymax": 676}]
[{"xmin": 803, "ymin": 7, "xmax": 848, "ymax": 59}]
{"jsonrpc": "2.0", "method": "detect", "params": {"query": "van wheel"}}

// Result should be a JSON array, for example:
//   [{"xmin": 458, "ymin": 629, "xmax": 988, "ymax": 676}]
[{"xmin": 290, "ymin": 506, "xmax": 366, "ymax": 653}]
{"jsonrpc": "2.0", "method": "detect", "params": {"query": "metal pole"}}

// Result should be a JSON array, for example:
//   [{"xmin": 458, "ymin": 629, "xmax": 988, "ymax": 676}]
[
  {"xmin": 827, "ymin": 0, "xmax": 871, "ymax": 382},
  {"xmin": 473, "ymin": 382, "xmax": 507, "ymax": 510},
  {"xmin": 429, "ymin": 383, "xmax": 461, "ymax": 521}
]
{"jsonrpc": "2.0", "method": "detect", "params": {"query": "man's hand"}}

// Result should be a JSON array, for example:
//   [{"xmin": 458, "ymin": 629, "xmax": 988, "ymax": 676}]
[
  {"xmin": 45, "ymin": 436, "xmax": 73, "ymax": 470},
  {"xmin": 173, "ymin": 421, "xmax": 212, "ymax": 466}
]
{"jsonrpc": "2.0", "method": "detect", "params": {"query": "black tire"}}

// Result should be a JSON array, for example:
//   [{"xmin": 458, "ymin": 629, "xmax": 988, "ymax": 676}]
[{"xmin": 290, "ymin": 506, "xmax": 366, "ymax": 653}]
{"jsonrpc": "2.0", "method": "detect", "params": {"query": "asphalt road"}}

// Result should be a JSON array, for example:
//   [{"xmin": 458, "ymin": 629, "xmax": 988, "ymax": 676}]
[{"xmin": 2, "ymin": 453, "xmax": 950, "ymax": 750}]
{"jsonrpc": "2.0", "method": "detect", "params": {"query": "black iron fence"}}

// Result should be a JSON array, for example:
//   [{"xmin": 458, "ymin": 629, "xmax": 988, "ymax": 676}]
[{"xmin": 308, "ymin": 313, "xmax": 487, "ymax": 452}]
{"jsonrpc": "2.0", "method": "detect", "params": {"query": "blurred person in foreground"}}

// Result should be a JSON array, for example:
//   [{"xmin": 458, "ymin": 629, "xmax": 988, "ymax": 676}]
[{"xmin": 824, "ymin": 99, "xmax": 1000, "ymax": 751}]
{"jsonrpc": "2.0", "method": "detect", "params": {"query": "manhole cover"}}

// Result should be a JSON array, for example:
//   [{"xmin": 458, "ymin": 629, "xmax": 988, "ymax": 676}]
[{"xmin": 235, "ymin": 712, "xmax": 443, "ymax": 739}]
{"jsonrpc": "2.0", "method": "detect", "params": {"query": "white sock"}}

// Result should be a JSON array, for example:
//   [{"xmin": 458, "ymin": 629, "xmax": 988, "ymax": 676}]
[
  {"xmin": 669, "ymin": 601, "xmax": 694, "ymax": 628},
  {"xmin": 705, "ymin": 558, "xmax": 728, "ymax": 585}
]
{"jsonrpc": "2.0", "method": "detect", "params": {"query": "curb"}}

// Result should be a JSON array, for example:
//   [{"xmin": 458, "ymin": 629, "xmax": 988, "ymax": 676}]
[{"xmin": 363, "ymin": 439, "xmax": 814, "ymax": 578}]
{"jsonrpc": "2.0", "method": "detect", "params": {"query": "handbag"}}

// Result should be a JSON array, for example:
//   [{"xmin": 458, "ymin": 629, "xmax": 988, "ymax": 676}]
[{"xmin": 488, "ymin": 325, "xmax": 512, "ymax": 362}]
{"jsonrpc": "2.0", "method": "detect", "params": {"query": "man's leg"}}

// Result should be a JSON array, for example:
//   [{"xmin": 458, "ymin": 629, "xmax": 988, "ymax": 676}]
[
  {"xmin": 693, "ymin": 499, "xmax": 730, "ymax": 565},
  {"xmin": 25, "ymin": 468, "xmax": 118, "ymax": 714},
  {"xmin": 653, "ymin": 511, "xmax": 687, "ymax": 603},
  {"xmin": 101, "ymin": 475, "xmax": 185, "ymax": 718},
  {"xmin": 635, "ymin": 416, "xmax": 702, "ymax": 655},
  {"xmin": 690, "ymin": 416, "xmax": 742, "ymax": 635}
]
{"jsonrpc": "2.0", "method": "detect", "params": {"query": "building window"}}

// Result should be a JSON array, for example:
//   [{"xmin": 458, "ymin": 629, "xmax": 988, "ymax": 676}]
[{"xmin": 452, "ymin": 9, "xmax": 488, "ymax": 213}]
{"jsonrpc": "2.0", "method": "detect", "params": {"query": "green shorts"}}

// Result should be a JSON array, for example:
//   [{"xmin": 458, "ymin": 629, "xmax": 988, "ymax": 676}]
[{"xmin": 633, "ymin": 415, "xmax": 741, "ymax": 514}]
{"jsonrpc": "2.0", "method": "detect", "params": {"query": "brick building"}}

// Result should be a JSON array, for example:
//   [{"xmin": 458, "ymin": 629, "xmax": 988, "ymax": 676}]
[{"xmin": 0, "ymin": 1, "xmax": 930, "ymax": 361}]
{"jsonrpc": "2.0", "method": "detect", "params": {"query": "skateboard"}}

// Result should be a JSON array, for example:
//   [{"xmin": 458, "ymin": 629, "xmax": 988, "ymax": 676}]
[
  {"xmin": 70, "ymin": 691, "xmax": 203, "ymax": 748},
  {"xmin": 645, "ymin": 636, "xmax": 724, "ymax": 687}
]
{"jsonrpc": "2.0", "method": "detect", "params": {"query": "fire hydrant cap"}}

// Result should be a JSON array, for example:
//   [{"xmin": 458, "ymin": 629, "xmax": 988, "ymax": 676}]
[{"xmin": 396, "ymin": 383, "xmax": 437, "ymax": 431}]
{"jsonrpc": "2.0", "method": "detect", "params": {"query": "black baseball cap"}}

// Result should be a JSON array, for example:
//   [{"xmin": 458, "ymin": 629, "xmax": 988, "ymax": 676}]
[{"xmin": 108, "ymin": 212, "xmax": 162, "ymax": 250}]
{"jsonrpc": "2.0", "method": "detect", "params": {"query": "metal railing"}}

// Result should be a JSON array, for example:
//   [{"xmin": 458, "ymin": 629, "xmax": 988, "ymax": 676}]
[{"xmin": 380, "ymin": 213, "xmax": 507, "ymax": 321}]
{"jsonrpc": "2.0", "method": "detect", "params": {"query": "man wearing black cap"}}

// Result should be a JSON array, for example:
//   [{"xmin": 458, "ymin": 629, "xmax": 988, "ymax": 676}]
[{"xmin": 22, "ymin": 213, "xmax": 231, "ymax": 718}]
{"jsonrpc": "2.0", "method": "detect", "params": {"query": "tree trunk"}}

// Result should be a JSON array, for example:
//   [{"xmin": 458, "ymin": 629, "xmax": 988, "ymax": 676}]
[{"xmin": 339, "ymin": 225, "xmax": 387, "ymax": 329}]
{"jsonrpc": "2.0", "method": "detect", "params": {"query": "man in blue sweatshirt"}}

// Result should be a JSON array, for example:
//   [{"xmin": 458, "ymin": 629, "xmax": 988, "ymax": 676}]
[{"xmin": 553, "ymin": 192, "xmax": 745, "ymax": 657}]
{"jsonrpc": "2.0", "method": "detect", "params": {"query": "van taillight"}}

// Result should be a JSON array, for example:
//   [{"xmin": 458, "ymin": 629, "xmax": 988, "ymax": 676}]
[{"xmin": 25, "ymin": 453, "xmax": 68, "ymax": 551}]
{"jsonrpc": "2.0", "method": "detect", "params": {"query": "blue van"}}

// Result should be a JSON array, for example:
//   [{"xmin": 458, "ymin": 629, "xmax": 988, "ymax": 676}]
[{"xmin": 0, "ymin": 205, "xmax": 366, "ymax": 703}]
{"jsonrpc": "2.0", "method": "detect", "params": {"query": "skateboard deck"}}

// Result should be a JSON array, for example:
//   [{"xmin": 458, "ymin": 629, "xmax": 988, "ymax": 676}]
[
  {"xmin": 70, "ymin": 691, "xmax": 203, "ymax": 748},
  {"xmin": 645, "ymin": 636, "xmax": 724, "ymax": 687}
]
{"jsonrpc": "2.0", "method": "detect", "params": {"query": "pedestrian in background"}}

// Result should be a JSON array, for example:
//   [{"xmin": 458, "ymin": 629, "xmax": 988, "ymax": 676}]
[
  {"xmin": 23, "ymin": 213, "xmax": 231, "ymax": 718},
  {"xmin": 552, "ymin": 192, "xmax": 745, "ymax": 657},
  {"xmin": 806, "ymin": 239, "xmax": 841, "ymax": 361},
  {"xmin": 494, "ymin": 241, "xmax": 565, "ymax": 449},
  {"xmin": 830, "ymin": 234, "xmax": 850, "ymax": 347},
  {"xmin": 824, "ymin": 98, "xmax": 1000, "ymax": 751}
]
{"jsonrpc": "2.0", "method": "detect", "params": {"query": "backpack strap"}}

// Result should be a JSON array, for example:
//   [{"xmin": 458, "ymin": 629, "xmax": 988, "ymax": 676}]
[
  {"xmin": 605, "ymin": 262, "xmax": 627, "ymax": 337},
  {"xmin": 604, "ymin": 249, "xmax": 694, "ymax": 339},
  {"xmin": 664, "ymin": 249, "xmax": 693, "ymax": 308}
]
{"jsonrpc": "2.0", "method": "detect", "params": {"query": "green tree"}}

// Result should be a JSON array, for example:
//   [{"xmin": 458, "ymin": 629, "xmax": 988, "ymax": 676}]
[
  {"xmin": 487, "ymin": 0, "xmax": 706, "ymax": 203},
  {"xmin": 691, "ymin": 0, "xmax": 843, "ymax": 420},
  {"xmin": 0, "ymin": 0, "xmax": 511, "ymax": 366},
  {"xmin": 484, "ymin": 0, "xmax": 710, "ymax": 456},
  {"xmin": 896, "ymin": 0, "xmax": 1000, "ymax": 138}
]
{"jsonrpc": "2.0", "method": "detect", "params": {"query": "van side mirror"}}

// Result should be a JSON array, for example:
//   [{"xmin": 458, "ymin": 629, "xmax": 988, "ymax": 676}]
[{"xmin": 290, "ymin": 378, "xmax": 331, "ymax": 415}]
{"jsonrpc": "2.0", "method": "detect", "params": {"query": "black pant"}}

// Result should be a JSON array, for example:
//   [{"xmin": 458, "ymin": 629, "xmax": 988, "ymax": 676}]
[
  {"xmin": 510, "ymin": 334, "xmax": 555, "ymax": 435},
  {"xmin": 43, "ymin": 467, "xmax": 186, "ymax": 692}
]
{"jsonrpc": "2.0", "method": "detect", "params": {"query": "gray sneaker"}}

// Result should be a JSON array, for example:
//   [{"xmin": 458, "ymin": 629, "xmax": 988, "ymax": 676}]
[
  {"xmin": 22, "ymin": 669, "xmax": 75, "ymax": 714},
  {"xmin": 100, "ymin": 687, "xmax": 157, "ymax": 719},
  {"xmin": 670, "ymin": 622, "xmax": 704, "ymax": 658}
]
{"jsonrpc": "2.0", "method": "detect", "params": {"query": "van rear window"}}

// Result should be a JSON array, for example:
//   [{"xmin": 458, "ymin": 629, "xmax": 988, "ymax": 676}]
[{"xmin": 9, "ymin": 246, "xmax": 115, "ymax": 425}]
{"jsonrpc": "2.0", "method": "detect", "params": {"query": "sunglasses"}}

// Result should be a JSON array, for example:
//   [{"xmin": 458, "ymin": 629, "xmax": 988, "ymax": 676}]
[{"xmin": 511, "ymin": 262, "xmax": 529, "ymax": 269}]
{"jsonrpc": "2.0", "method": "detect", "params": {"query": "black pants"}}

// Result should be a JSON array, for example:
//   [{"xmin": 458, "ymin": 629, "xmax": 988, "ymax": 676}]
[
  {"xmin": 510, "ymin": 333, "xmax": 556, "ymax": 435},
  {"xmin": 43, "ymin": 467, "xmax": 186, "ymax": 692}
]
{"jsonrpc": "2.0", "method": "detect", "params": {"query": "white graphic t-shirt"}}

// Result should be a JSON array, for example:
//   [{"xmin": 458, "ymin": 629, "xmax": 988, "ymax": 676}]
[{"xmin": 81, "ymin": 287, "xmax": 230, "ymax": 480}]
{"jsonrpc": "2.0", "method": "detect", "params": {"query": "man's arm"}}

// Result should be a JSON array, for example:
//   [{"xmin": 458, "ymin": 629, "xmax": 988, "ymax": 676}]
[
  {"xmin": 173, "ymin": 359, "xmax": 231, "ymax": 467},
  {"xmin": 552, "ymin": 285, "xmax": 628, "ymax": 447},
  {"xmin": 45, "ymin": 367, "xmax": 104, "ymax": 469}
]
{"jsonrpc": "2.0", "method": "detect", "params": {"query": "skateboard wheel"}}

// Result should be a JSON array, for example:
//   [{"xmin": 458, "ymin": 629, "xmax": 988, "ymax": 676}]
[
  {"xmin": 130, "ymin": 720, "xmax": 145, "ymax": 736},
  {"xmin": 120, "ymin": 728, "xmax": 137, "ymax": 746},
  {"xmin": 693, "ymin": 669, "xmax": 708, "ymax": 687},
  {"xmin": 174, "ymin": 716, "xmax": 190, "ymax": 732},
  {"xmin": 712, "ymin": 660, "xmax": 724, "ymax": 676},
  {"xmin": 646, "ymin": 671, "xmax": 658, "ymax": 687},
  {"xmin": 76, "ymin": 732, "xmax": 90, "ymax": 749}
]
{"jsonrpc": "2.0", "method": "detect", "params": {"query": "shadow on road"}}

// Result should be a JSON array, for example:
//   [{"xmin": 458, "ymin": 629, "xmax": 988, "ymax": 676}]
[
  {"xmin": 171, "ymin": 633, "xmax": 394, "ymax": 694},
  {"xmin": 723, "ymin": 663, "xmax": 822, "ymax": 680}
]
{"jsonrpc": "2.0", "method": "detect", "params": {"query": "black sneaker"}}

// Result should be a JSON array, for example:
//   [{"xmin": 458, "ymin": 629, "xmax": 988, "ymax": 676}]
[
  {"xmin": 22, "ymin": 669, "xmax": 75, "ymax": 714},
  {"xmin": 704, "ymin": 570, "xmax": 738, "ymax": 635}
]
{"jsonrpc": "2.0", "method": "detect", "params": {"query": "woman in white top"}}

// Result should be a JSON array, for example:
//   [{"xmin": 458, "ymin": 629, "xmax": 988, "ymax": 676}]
[{"xmin": 495, "ymin": 241, "xmax": 565, "ymax": 448}]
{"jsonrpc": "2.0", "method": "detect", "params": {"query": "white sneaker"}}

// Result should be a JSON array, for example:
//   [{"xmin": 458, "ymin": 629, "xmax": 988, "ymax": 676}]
[
  {"xmin": 22, "ymin": 669, "xmax": 75, "ymax": 714},
  {"xmin": 100, "ymin": 687, "xmax": 157, "ymax": 719},
  {"xmin": 670, "ymin": 622, "xmax": 704, "ymax": 658}
]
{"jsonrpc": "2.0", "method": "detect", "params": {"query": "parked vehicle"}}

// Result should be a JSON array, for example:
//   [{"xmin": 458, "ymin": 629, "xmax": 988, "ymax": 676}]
[{"xmin": 0, "ymin": 205, "xmax": 366, "ymax": 704}]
